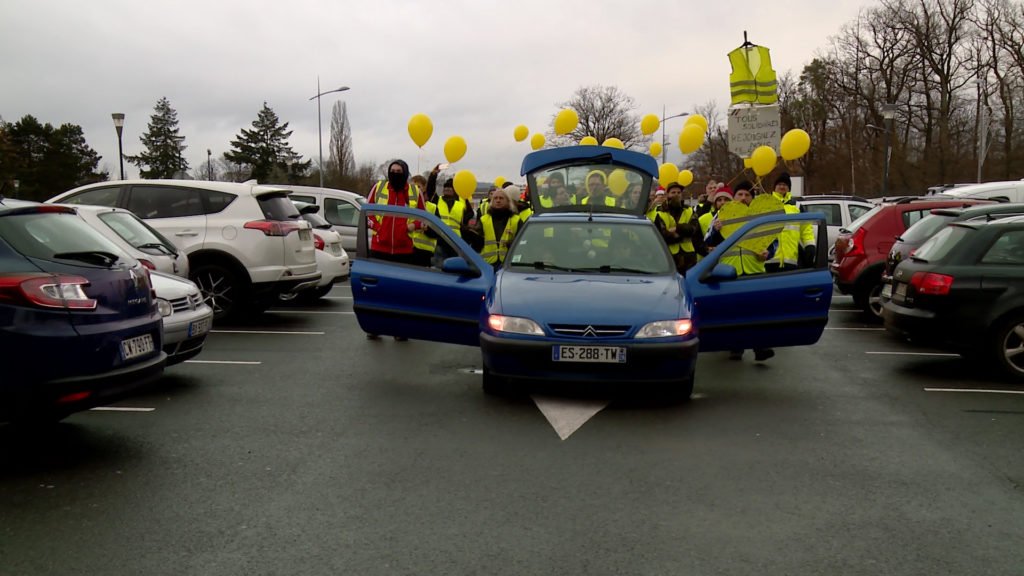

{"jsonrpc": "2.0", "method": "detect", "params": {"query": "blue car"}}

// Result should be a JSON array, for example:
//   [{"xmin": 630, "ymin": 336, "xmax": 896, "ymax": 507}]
[
  {"xmin": 0, "ymin": 200, "xmax": 166, "ymax": 423},
  {"xmin": 351, "ymin": 146, "xmax": 832, "ymax": 399}
]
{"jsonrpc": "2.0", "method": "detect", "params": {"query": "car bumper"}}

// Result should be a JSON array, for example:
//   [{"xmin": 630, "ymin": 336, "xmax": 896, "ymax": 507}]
[
  {"xmin": 480, "ymin": 333, "xmax": 700, "ymax": 383},
  {"xmin": 881, "ymin": 300, "xmax": 967, "ymax": 350},
  {"xmin": 253, "ymin": 270, "xmax": 322, "ymax": 297},
  {"xmin": 315, "ymin": 252, "xmax": 349, "ymax": 287},
  {"xmin": 162, "ymin": 306, "xmax": 213, "ymax": 365}
]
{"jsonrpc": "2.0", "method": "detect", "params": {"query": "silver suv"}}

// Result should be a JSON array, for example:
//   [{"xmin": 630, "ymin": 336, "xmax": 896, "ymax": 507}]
[{"xmin": 48, "ymin": 180, "xmax": 320, "ymax": 319}]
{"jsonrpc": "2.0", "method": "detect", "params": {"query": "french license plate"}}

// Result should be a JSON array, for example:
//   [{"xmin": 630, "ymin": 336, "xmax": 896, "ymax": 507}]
[
  {"xmin": 552, "ymin": 345, "xmax": 626, "ymax": 363},
  {"xmin": 299, "ymin": 229, "xmax": 311, "ymax": 241},
  {"xmin": 881, "ymin": 283, "xmax": 893, "ymax": 299},
  {"xmin": 189, "ymin": 317, "xmax": 211, "ymax": 337},
  {"xmin": 121, "ymin": 334, "xmax": 154, "ymax": 360}
]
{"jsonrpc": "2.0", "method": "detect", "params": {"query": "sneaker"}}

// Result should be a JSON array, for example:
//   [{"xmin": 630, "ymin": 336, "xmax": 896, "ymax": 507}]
[
  {"xmin": 754, "ymin": 349, "xmax": 775, "ymax": 362},
  {"xmin": 728, "ymin": 350, "xmax": 743, "ymax": 360},
  {"xmin": 394, "ymin": 336, "xmax": 408, "ymax": 342},
  {"xmin": 365, "ymin": 333, "xmax": 380, "ymax": 340}
]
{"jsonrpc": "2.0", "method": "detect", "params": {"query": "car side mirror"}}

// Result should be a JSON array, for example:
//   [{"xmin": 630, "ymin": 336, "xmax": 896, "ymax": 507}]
[
  {"xmin": 704, "ymin": 263, "xmax": 738, "ymax": 282},
  {"xmin": 442, "ymin": 256, "xmax": 480, "ymax": 277}
]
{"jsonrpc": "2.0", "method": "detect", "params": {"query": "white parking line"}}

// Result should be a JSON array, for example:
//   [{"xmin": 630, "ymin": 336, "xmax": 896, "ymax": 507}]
[
  {"xmin": 865, "ymin": 351, "xmax": 959, "ymax": 357},
  {"xmin": 924, "ymin": 388, "xmax": 1024, "ymax": 395},
  {"xmin": 266, "ymin": 310, "xmax": 354, "ymax": 315},
  {"xmin": 90, "ymin": 407, "xmax": 156, "ymax": 412},
  {"xmin": 184, "ymin": 360, "xmax": 263, "ymax": 365},
  {"xmin": 211, "ymin": 330, "xmax": 325, "ymax": 335}
]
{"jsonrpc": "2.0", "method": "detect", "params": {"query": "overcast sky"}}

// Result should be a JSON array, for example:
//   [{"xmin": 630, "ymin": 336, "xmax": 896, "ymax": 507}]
[{"xmin": 2, "ymin": 0, "xmax": 871, "ymax": 189}]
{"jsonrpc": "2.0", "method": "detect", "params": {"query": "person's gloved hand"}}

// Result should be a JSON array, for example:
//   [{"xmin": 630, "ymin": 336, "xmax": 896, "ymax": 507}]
[{"xmin": 801, "ymin": 244, "xmax": 817, "ymax": 267}]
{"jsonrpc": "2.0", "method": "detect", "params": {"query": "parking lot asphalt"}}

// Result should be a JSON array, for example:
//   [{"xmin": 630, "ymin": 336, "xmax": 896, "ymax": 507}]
[{"xmin": 2, "ymin": 284, "xmax": 1024, "ymax": 575}]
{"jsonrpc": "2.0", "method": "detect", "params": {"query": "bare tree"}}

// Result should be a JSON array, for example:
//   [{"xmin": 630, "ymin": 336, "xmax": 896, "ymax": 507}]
[
  {"xmin": 550, "ymin": 85, "xmax": 643, "ymax": 148},
  {"xmin": 327, "ymin": 101, "xmax": 355, "ymax": 187}
]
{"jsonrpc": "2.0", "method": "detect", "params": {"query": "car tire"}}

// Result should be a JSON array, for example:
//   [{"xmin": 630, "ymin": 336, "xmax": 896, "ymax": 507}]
[
  {"xmin": 991, "ymin": 315, "xmax": 1024, "ymax": 380},
  {"xmin": 482, "ymin": 366, "xmax": 513, "ymax": 397},
  {"xmin": 859, "ymin": 281, "xmax": 884, "ymax": 322},
  {"xmin": 191, "ymin": 264, "xmax": 248, "ymax": 321}
]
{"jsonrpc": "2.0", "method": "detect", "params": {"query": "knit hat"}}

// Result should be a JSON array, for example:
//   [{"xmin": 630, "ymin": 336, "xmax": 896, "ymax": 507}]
[
  {"xmin": 666, "ymin": 182, "xmax": 685, "ymax": 194},
  {"xmin": 734, "ymin": 180, "xmax": 754, "ymax": 193},
  {"xmin": 712, "ymin": 188, "xmax": 734, "ymax": 201},
  {"xmin": 443, "ymin": 178, "xmax": 454, "ymax": 188},
  {"xmin": 774, "ymin": 172, "xmax": 792, "ymax": 189}
]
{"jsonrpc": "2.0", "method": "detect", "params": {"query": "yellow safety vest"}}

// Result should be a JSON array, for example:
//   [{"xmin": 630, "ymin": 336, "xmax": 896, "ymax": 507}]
[
  {"xmin": 372, "ymin": 181, "xmax": 432, "ymax": 250},
  {"xmin": 539, "ymin": 196, "xmax": 554, "ymax": 208},
  {"xmin": 699, "ymin": 211, "xmax": 715, "ymax": 239},
  {"xmin": 655, "ymin": 208, "xmax": 695, "ymax": 254},
  {"xmin": 480, "ymin": 214, "xmax": 520, "ymax": 264},
  {"xmin": 766, "ymin": 192, "xmax": 814, "ymax": 267},
  {"xmin": 519, "ymin": 207, "xmax": 533, "ymax": 221},
  {"xmin": 581, "ymin": 195, "xmax": 617, "ymax": 207},
  {"xmin": 435, "ymin": 197, "xmax": 465, "ymax": 237},
  {"xmin": 728, "ymin": 45, "xmax": 778, "ymax": 105}
]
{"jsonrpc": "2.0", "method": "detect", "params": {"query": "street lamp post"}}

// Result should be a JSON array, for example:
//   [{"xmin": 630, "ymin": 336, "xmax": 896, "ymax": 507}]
[
  {"xmin": 309, "ymin": 78, "xmax": 350, "ymax": 188},
  {"xmin": 207, "ymin": 149, "xmax": 213, "ymax": 181},
  {"xmin": 881, "ymin": 103, "xmax": 896, "ymax": 197},
  {"xmin": 111, "ymin": 113, "xmax": 125, "ymax": 180},
  {"xmin": 660, "ymin": 105, "xmax": 690, "ymax": 165}
]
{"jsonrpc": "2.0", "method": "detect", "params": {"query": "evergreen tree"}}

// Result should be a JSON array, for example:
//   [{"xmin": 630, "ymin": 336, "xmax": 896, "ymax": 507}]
[
  {"xmin": 225, "ymin": 102, "xmax": 311, "ymax": 183},
  {"xmin": 0, "ymin": 115, "xmax": 106, "ymax": 200},
  {"xmin": 125, "ymin": 97, "xmax": 189, "ymax": 178}
]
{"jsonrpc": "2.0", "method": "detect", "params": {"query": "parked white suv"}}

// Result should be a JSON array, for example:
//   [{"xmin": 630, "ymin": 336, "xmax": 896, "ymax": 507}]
[
  {"xmin": 48, "ymin": 180, "xmax": 320, "ymax": 319},
  {"xmin": 796, "ymin": 195, "xmax": 874, "ymax": 261}
]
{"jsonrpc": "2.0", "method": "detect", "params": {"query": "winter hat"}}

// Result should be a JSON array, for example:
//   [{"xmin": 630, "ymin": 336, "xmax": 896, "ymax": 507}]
[
  {"xmin": 774, "ymin": 172, "xmax": 792, "ymax": 189},
  {"xmin": 734, "ymin": 180, "xmax": 754, "ymax": 193},
  {"xmin": 712, "ymin": 188, "xmax": 734, "ymax": 201},
  {"xmin": 666, "ymin": 182, "xmax": 686, "ymax": 194},
  {"xmin": 443, "ymin": 178, "xmax": 454, "ymax": 188}
]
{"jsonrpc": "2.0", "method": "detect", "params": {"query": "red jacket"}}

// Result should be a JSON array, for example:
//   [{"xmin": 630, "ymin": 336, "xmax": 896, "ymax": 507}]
[{"xmin": 367, "ymin": 181, "xmax": 425, "ymax": 254}]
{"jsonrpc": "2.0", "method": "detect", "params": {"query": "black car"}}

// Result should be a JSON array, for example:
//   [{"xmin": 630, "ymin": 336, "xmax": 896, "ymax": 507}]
[{"xmin": 882, "ymin": 217, "xmax": 1024, "ymax": 379}]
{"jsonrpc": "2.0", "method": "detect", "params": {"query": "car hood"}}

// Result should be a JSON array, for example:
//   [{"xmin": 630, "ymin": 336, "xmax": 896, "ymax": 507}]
[
  {"xmin": 151, "ymin": 270, "xmax": 199, "ymax": 300},
  {"xmin": 494, "ymin": 271, "xmax": 685, "ymax": 325}
]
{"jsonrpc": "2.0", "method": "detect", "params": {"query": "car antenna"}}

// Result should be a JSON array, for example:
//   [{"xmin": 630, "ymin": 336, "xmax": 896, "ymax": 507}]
[{"xmin": 588, "ymin": 199, "xmax": 594, "ymax": 222}]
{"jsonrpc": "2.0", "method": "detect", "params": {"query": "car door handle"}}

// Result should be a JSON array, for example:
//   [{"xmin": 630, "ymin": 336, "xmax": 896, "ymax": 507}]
[
  {"xmin": 361, "ymin": 277, "xmax": 379, "ymax": 286},
  {"xmin": 804, "ymin": 287, "xmax": 823, "ymax": 296},
  {"xmin": 175, "ymin": 231, "xmax": 198, "ymax": 237}
]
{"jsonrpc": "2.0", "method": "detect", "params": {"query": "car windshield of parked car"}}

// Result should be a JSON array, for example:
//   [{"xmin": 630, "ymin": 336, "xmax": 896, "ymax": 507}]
[
  {"xmin": 912, "ymin": 225, "xmax": 972, "ymax": 262},
  {"xmin": 0, "ymin": 212, "xmax": 128, "ymax": 265},
  {"xmin": 528, "ymin": 163, "xmax": 652, "ymax": 214},
  {"xmin": 900, "ymin": 214, "xmax": 954, "ymax": 243},
  {"xmin": 505, "ymin": 220, "xmax": 673, "ymax": 275},
  {"xmin": 98, "ymin": 211, "xmax": 177, "ymax": 255}
]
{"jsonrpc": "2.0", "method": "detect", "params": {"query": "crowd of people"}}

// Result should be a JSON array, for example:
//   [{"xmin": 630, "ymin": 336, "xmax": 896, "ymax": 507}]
[{"xmin": 364, "ymin": 159, "xmax": 817, "ymax": 362}]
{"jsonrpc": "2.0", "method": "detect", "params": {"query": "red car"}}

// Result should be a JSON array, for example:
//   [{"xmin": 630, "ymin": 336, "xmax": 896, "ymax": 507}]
[{"xmin": 831, "ymin": 197, "xmax": 988, "ymax": 319}]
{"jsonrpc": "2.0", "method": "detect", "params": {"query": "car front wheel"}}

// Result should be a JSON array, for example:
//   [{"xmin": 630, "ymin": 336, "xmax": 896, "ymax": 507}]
[
  {"xmin": 993, "ymin": 316, "xmax": 1024, "ymax": 380},
  {"xmin": 192, "ymin": 264, "xmax": 245, "ymax": 321}
]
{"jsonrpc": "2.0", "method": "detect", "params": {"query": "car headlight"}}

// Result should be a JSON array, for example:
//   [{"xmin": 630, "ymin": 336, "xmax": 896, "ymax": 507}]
[
  {"xmin": 156, "ymin": 298, "xmax": 172, "ymax": 317},
  {"xmin": 487, "ymin": 314, "xmax": 544, "ymax": 336},
  {"xmin": 635, "ymin": 319, "xmax": 692, "ymax": 338}
]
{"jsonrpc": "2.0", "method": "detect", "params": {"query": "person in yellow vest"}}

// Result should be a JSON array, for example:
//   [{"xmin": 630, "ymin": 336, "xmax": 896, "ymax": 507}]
[
  {"xmin": 652, "ymin": 183, "xmax": 706, "ymax": 273},
  {"xmin": 469, "ymin": 185, "xmax": 521, "ymax": 270},
  {"xmin": 646, "ymin": 187, "xmax": 666, "ymax": 221},
  {"xmin": 424, "ymin": 175, "xmax": 475, "ymax": 266},
  {"xmin": 765, "ymin": 172, "xmax": 816, "ymax": 272},
  {"xmin": 700, "ymin": 185, "xmax": 736, "ymax": 244},
  {"xmin": 405, "ymin": 172, "xmax": 435, "ymax": 266},
  {"xmin": 580, "ymin": 171, "xmax": 617, "ymax": 208},
  {"xmin": 537, "ymin": 172, "xmax": 565, "ymax": 209}
]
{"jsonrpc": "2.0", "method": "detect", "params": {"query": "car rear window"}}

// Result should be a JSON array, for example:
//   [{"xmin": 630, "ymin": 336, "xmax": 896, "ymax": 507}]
[
  {"xmin": 845, "ymin": 205, "xmax": 882, "ymax": 233},
  {"xmin": 981, "ymin": 230, "xmax": 1024, "ymax": 264},
  {"xmin": 801, "ymin": 203, "xmax": 841, "ymax": 226},
  {"xmin": 0, "ymin": 212, "xmax": 126, "ymax": 263},
  {"xmin": 900, "ymin": 214, "xmax": 954, "ymax": 243},
  {"xmin": 98, "ymin": 211, "xmax": 177, "ymax": 254},
  {"xmin": 204, "ymin": 191, "xmax": 236, "ymax": 214},
  {"xmin": 912, "ymin": 225, "xmax": 972, "ymax": 262},
  {"xmin": 901, "ymin": 209, "xmax": 931, "ymax": 228},
  {"xmin": 301, "ymin": 213, "xmax": 332, "ymax": 230},
  {"xmin": 258, "ymin": 193, "xmax": 300, "ymax": 221}
]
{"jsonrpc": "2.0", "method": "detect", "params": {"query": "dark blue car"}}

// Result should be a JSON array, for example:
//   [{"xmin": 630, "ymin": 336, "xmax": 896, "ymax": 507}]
[
  {"xmin": 0, "ymin": 200, "xmax": 165, "ymax": 423},
  {"xmin": 351, "ymin": 146, "xmax": 831, "ymax": 399}
]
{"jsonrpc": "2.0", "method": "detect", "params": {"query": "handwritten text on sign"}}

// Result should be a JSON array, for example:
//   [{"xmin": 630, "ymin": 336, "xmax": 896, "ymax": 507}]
[{"xmin": 728, "ymin": 106, "xmax": 781, "ymax": 158}]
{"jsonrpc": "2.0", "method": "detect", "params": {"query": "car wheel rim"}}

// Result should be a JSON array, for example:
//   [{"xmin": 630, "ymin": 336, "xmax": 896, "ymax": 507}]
[
  {"xmin": 196, "ymin": 271, "xmax": 233, "ymax": 315},
  {"xmin": 868, "ymin": 284, "xmax": 884, "ymax": 317},
  {"xmin": 1002, "ymin": 323, "xmax": 1024, "ymax": 373}
]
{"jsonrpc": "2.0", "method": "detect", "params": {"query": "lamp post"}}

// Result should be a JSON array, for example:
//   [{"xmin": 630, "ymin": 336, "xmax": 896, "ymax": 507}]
[
  {"xmin": 207, "ymin": 149, "xmax": 213, "ymax": 181},
  {"xmin": 881, "ymin": 103, "xmax": 896, "ymax": 197},
  {"xmin": 309, "ymin": 78, "xmax": 350, "ymax": 188},
  {"xmin": 660, "ymin": 105, "xmax": 690, "ymax": 164},
  {"xmin": 111, "ymin": 113, "xmax": 125, "ymax": 180}
]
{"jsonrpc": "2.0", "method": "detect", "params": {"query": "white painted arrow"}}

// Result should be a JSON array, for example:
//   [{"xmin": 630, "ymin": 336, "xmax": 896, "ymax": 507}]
[{"xmin": 532, "ymin": 395, "xmax": 610, "ymax": 440}]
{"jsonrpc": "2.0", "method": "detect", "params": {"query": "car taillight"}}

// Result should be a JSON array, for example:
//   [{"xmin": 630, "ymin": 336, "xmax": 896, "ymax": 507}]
[
  {"xmin": 910, "ymin": 272, "xmax": 954, "ymax": 296},
  {"xmin": 138, "ymin": 259, "xmax": 156, "ymax": 270},
  {"xmin": 0, "ymin": 273, "xmax": 97, "ymax": 310},
  {"xmin": 313, "ymin": 234, "xmax": 325, "ymax": 251},
  {"xmin": 244, "ymin": 220, "xmax": 302, "ymax": 236},
  {"xmin": 845, "ymin": 228, "xmax": 867, "ymax": 257}
]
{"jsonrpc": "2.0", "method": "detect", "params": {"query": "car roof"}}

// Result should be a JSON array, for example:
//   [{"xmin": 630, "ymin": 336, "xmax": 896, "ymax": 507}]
[
  {"xmin": 935, "ymin": 180, "xmax": 1024, "ymax": 197},
  {"xmin": 931, "ymin": 202, "xmax": 1024, "ymax": 218},
  {"xmin": 53, "ymin": 203, "xmax": 133, "ymax": 215},
  {"xmin": 797, "ymin": 195, "xmax": 872, "ymax": 203},
  {"xmin": 520, "ymin": 145, "xmax": 658, "ymax": 177},
  {"xmin": 51, "ymin": 179, "xmax": 293, "ymax": 201},
  {"xmin": 527, "ymin": 212, "xmax": 650, "ymax": 223},
  {"xmin": 0, "ymin": 198, "xmax": 76, "ymax": 217},
  {"xmin": 271, "ymin": 184, "xmax": 364, "ymax": 199}
]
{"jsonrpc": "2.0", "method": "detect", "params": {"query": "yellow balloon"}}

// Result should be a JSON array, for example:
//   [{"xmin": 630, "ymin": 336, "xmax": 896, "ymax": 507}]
[
  {"xmin": 443, "ymin": 136, "xmax": 467, "ymax": 164},
  {"xmin": 580, "ymin": 136, "xmax": 598, "ymax": 146},
  {"xmin": 685, "ymin": 114, "xmax": 709, "ymax": 133},
  {"xmin": 407, "ymin": 113, "xmax": 433, "ymax": 148},
  {"xmin": 678, "ymin": 124, "xmax": 705, "ymax": 155},
  {"xmin": 608, "ymin": 169, "xmax": 630, "ymax": 196},
  {"xmin": 659, "ymin": 163, "xmax": 680, "ymax": 188},
  {"xmin": 554, "ymin": 108, "xmax": 579, "ymax": 136},
  {"xmin": 678, "ymin": 169, "xmax": 694, "ymax": 187},
  {"xmin": 602, "ymin": 138, "xmax": 624, "ymax": 149},
  {"xmin": 453, "ymin": 170, "xmax": 477, "ymax": 201},
  {"xmin": 494, "ymin": 176, "xmax": 507, "ymax": 188},
  {"xmin": 530, "ymin": 133, "xmax": 545, "ymax": 150},
  {"xmin": 742, "ymin": 158, "xmax": 753, "ymax": 169},
  {"xmin": 513, "ymin": 125, "xmax": 529, "ymax": 142},
  {"xmin": 640, "ymin": 114, "xmax": 660, "ymax": 136},
  {"xmin": 780, "ymin": 128, "xmax": 812, "ymax": 161},
  {"xmin": 750, "ymin": 145, "xmax": 778, "ymax": 177},
  {"xmin": 649, "ymin": 142, "xmax": 663, "ymax": 158}
]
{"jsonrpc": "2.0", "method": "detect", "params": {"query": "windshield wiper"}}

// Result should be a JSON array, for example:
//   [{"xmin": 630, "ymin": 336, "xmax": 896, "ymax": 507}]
[
  {"xmin": 137, "ymin": 242, "xmax": 174, "ymax": 255},
  {"xmin": 53, "ymin": 250, "xmax": 120, "ymax": 267},
  {"xmin": 520, "ymin": 260, "xmax": 576, "ymax": 272},
  {"xmin": 577, "ymin": 265, "xmax": 654, "ymax": 274}
]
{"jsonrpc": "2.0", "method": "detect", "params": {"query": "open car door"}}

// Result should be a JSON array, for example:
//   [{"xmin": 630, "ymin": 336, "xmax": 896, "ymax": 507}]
[
  {"xmin": 351, "ymin": 204, "xmax": 493, "ymax": 346},
  {"xmin": 685, "ymin": 212, "xmax": 832, "ymax": 351}
]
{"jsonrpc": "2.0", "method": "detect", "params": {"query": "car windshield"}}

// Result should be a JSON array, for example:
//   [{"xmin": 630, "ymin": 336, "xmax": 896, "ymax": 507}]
[
  {"xmin": 98, "ymin": 211, "xmax": 178, "ymax": 255},
  {"xmin": 900, "ymin": 214, "xmax": 954, "ymax": 243},
  {"xmin": 0, "ymin": 211, "xmax": 128, "ymax": 265},
  {"xmin": 528, "ymin": 163, "xmax": 651, "ymax": 213},
  {"xmin": 912, "ymin": 225, "xmax": 972, "ymax": 262},
  {"xmin": 505, "ymin": 220, "xmax": 673, "ymax": 275}
]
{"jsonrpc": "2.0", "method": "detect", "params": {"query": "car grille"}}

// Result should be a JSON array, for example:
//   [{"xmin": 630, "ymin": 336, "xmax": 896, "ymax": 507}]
[
  {"xmin": 549, "ymin": 324, "xmax": 631, "ymax": 338},
  {"xmin": 170, "ymin": 292, "xmax": 203, "ymax": 313}
]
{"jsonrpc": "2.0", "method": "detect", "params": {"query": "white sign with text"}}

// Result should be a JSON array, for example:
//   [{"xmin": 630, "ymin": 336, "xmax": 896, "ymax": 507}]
[{"xmin": 728, "ymin": 105, "xmax": 781, "ymax": 158}]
